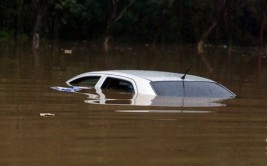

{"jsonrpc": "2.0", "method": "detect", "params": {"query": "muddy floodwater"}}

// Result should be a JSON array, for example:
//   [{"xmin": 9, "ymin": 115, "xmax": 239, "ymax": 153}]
[{"xmin": 0, "ymin": 42, "xmax": 267, "ymax": 166}]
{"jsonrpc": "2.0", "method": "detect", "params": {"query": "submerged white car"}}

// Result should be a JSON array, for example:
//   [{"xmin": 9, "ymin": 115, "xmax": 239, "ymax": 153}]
[{"xmin": 65, "ymin": 70, "xmax": 236, "ymax": 98}]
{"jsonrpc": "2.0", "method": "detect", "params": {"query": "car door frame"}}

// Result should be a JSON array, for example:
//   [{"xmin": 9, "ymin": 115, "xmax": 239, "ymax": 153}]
[{"xmin": 96, "ymin": 74, "xmax": 138, "ymax": 94}]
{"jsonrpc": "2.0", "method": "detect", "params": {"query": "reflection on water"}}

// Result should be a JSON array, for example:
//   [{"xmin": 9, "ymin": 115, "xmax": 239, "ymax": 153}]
[
  {"xmin": 87, "ymin": 95, "xmax": 225, "ymax": 107},
  {"xmin": 83, "ymin": 90, "xmax": 228, "ymax": 107},
  {"xmin": 0, "ymin": 42, "xmax": 267, "ymax": 166},
  {"xmin": 51, "ymin": 86, "xmax": 228, "ymax": 107},
  {"xmin": 115, "ymin": 110, "xmax": 212, "ymax": 113}
]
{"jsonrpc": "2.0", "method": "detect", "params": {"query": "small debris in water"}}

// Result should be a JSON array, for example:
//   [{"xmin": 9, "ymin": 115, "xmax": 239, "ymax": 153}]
[
  {"xmin": 51, "ymin": 86, "xmax": 82, "ymax": 92},
  {"xmin": 40, "ymin": 113, "xmax": 55, "ymax": 117},
  {"xmin": 63, "ymin": 49, "xmax": 72, "ymax": 54},
  {"xmin": 153, "ymin": 119, "xmax": 177, "ymax": 121}
]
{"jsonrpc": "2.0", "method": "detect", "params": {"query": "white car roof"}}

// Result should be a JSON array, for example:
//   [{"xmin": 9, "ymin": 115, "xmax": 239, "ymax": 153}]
[
  {"xmin": 88, "ymin": 70, "xmax": 214, "ymax": 82},
  {"xmin": 65, "ymin": 70, "xmax": 235, "ymax": 97}
]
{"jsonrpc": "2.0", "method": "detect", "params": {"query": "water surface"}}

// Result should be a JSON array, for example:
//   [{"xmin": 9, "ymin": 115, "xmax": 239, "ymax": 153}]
[{"xmin": 0, "ymin": 42, "xmax": 267, "ymax": 166}]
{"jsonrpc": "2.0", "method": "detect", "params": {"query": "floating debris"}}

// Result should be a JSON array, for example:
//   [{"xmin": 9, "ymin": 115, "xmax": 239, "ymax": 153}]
[
  {"xmin": 40, "ymin": 113, "xmax": 55, "ymax": 117},
  {"xmin": 63, "ymin": 49, "xmax": 72, "ymax": 54},
  {"xmin": 51, "ymin": 86, "xmax": 81, "ymax": 92}
]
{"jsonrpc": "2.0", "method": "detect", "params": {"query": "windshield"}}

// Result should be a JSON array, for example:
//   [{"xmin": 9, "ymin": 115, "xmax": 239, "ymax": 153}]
[{"xmin": 151, "ymin": 81, "xmax": 235, "ymax": 98}]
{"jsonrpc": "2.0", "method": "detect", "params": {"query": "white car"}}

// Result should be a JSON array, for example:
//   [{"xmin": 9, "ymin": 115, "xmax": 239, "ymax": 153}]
[{"xmin": 65, "ymin": 70, "xmax": 236, "ymax": 98}]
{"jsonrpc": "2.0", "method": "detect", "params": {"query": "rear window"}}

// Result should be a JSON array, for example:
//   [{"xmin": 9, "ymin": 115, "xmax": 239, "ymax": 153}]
[
  {"xmin": 69, "ymin": 76, "xmax": 100, "ymax": 87},
  {"xmin": 151, "ymin": 81, "xmax": 234, "ymax": 98}
]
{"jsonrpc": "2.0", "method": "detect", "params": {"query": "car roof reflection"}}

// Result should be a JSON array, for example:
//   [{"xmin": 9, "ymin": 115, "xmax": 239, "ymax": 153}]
[{"xmin": 51, "ymin": 86, "xmax": 230, "ymax": 107}]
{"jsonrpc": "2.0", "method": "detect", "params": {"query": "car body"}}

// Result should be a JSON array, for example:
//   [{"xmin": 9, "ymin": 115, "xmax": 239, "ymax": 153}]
[{"xmin": 66, "ymin": 70, "xmax": 236, "ymax": 98}]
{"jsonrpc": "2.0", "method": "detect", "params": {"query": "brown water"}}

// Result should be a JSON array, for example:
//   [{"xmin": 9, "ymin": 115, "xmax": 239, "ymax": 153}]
[{"xmin": 0, "ymin": 42, "xmax": 267, "ymax": 166}]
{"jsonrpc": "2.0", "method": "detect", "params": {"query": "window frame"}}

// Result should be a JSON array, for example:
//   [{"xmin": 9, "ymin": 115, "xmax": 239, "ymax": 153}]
[
  {"xmin": 66, "ymin": 74, "xmax": 104, "ymax": 87},
  {"xmin": 68, "ymin": 75, "xmax": 101, "ymax": 87},
  {"xmin": 98, "ymin": 75, "xmax": 137, "ymax": 94}
]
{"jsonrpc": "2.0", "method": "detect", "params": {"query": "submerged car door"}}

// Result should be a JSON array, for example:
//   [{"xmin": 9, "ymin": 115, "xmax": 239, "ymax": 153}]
[
  {"xmin": 93, "ymin": 75, "xmax": 137, "ymax": 104},
  {"xmin": 97, "ymin": 75, "xmax": 137, "ymax": 94}
]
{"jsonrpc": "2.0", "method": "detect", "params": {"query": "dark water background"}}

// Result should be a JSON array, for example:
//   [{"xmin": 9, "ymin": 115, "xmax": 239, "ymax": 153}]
[{"xmin": 0, "ymin": 41, "xmax": 267, "ymax": 166}]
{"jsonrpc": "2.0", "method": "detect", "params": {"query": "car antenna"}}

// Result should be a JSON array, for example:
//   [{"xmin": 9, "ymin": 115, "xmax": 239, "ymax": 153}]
[
  {"xmin": 181, "ymin": 40, "xmax": 204, "ymax": 80},
  {"xmin": 181, "ymin": 53, "xmax": 201, "ymax": 80}
]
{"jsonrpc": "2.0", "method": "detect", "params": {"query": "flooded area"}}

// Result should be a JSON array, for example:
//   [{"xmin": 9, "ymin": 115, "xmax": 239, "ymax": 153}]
[{"xmin": 0, "ymin": 41, "xmax": 267, "ymax": 166}]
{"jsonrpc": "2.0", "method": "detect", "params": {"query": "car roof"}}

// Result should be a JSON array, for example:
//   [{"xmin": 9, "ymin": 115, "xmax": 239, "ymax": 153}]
[{"xmin": 89, "ymin": 70, "xmax": 214, "ymax": 82}]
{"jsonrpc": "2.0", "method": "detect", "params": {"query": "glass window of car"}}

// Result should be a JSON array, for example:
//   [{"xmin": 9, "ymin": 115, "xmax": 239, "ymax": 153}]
[
  {"xmin": 151, "ymin": 81, "xmax": 234, "ymax": 98},
  {"xmin": 101, "ymin": 77, "xmax": 134, "ymax": 94},
  {"xmin": 69, "ymin": 76, "xmax": 100, "ymax": 87}
]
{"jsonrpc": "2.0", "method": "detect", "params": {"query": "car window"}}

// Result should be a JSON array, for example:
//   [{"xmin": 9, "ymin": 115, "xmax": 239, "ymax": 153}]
[
  {"xmin": 69, "ymin": 76, "xmax": 100, "ymax": 87},
  {"xmin": 151, "ymin": 81, "xmax": 234, "ymax": 98},
  {"xmin": 101, "ymin": 77, "xmax": 134, "ymax": 94}
]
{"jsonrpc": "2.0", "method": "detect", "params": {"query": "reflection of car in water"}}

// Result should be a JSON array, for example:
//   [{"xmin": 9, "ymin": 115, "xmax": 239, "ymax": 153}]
[{"xmin": 51, "ymin": 70, "xmax": 236, "ymax": 107}]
